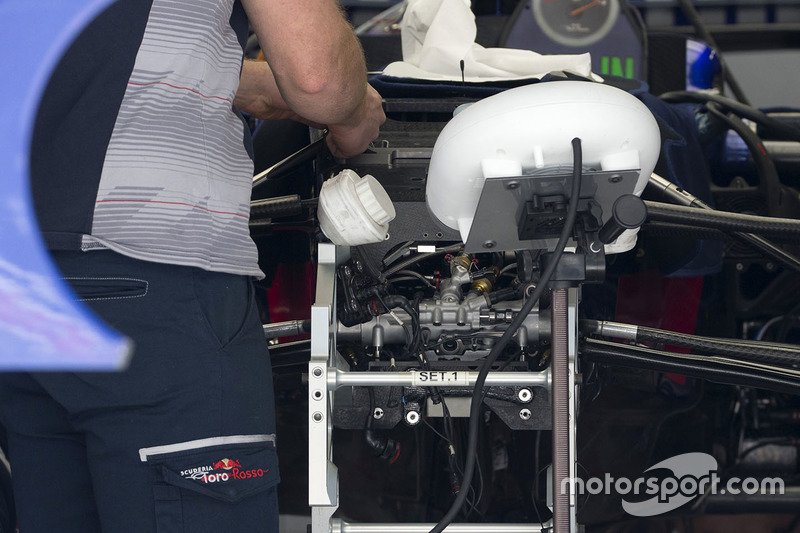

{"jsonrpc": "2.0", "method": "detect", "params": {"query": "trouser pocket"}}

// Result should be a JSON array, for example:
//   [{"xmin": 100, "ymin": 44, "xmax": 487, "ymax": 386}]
[
  {"xmin": 64, "ymin": 276, "xmax": 148, "ymax": 301},
  {"xmin": 140, "ymin": 435, "xmax": 279, "ymax": 533}
]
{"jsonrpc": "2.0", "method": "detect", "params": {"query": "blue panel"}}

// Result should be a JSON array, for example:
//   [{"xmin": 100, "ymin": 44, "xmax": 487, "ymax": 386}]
[{"xmin": 0, "ymin": 0, "xmax": 131, "ymax": 369}]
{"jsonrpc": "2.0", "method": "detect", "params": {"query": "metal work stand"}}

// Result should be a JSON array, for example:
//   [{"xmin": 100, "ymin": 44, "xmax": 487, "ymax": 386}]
[{"xmin": 308, "ymin": 243, "xmax": 578, "ymax": 533}]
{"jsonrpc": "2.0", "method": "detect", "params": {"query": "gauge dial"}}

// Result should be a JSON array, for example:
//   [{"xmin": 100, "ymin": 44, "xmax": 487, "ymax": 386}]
[{"xmin": 532, "ymin": 0, "xmax": 620, "ymax": 48}]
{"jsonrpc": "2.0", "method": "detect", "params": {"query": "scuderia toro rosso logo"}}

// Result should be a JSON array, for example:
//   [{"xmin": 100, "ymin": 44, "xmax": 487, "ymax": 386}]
[{"xmin": 180, "ymin": 457, "xmax": 269, "ymax": 484}]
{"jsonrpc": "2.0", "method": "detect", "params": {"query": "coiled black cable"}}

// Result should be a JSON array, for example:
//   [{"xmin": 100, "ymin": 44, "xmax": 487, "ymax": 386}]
[
  {"xmin": 644, "ymin": 201, "xmax": 800, "ymax": 237},
  {"xmin": 581, "ymin": 339, "xmax": 800, "ymax": 396}
]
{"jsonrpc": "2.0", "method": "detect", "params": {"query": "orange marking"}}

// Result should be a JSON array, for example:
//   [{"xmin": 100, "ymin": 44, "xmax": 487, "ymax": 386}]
[{"xmin": 571, "ymin": 0, "xmax": 603, "ymax": 16}]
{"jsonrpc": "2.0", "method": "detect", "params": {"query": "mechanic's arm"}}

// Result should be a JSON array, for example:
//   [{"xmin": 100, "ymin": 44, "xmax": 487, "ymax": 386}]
[
  {"xmin": 235, "ymin": 60, "xmax": 323, "ymax": 125},
  {"xmin": 238, "ymin": 0, "xmax": 385, "ymax": 158}
]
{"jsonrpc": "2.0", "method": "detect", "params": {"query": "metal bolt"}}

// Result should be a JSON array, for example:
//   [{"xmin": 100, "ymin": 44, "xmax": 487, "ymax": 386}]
[
  {"xmin": 518, "ymin": 388, "xmax": 533, "ymax": 403},
  {"xmin": 312, "ymin": 390, "xmax": 323, "ymax": 400},
  {"xmin": 312, "ymin": 367, "xmax": 324, "ymax": 378},
  {"xmin": 373, "ymin": 408, "xmax": 384, "ymax": 420},
  {"xmin": 343, "ymin": 266, "xmax": 351, "ymax": 276},
  {"xmin": 312, "ymin": 412, "xmax": 324, "ymax": 423},
  {"xmin": 355, "ymin": 260, "xmax": 363, "ymax": 272},
  {"xmin": 609, "ymin": 175, "xmax": 623, "ymax": 183},
  {"xmin": 506, "ymin": 181, "xmax": 520, "ymax": 190},
  {"xmin": 405, "ymin": 411, "xmax": 420, "ymax": 425},
  {"xmin": 519, "ymin": 409, "xmax": 532, "ymax": 421},
  {"xmin": 736, "ymin": 263, "xmax": 744, "ymax": 272},
  {"xmin": 483, "ymin": 240, "xmax": 496, "ymax": 249}
]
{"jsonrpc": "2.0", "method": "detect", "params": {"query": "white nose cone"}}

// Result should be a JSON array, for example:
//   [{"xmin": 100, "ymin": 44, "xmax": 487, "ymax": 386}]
[
  {"xmin": 425, "ymin": 81, "xmax": 661, "ymax": 253},
  {"xmin": 318, "ymin": 169, "xmax": 396, "ymax": 246}
]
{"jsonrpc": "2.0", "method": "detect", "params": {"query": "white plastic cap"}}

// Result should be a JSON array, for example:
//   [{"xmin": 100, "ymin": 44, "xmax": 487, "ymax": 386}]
[{"xmin": 317, "ymin": 169, "xmax": 396, "ymax": 246}]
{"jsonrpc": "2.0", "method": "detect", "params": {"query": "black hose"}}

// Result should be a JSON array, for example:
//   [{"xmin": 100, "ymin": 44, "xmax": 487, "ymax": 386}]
[
  {"xmin": 364, "ymin": 388, "xmax": 401, "ymax": 463},
  {"xmin": 381, "ymin": 241, "xmax": 416, "ymax": 269},
  {"xmin": 250, "ymin": 194, "xmax": 305, "ymax": 220},
  {"xmin": 428, "ymin": 138, "xmax": 584, "ymax": 533},
  {"xmin": 583, "ymin": 319, "xmax": 800, "ymax": 352},
  {"xmin": 658, "ymin": 91, "xmax": 800, "ymax": 143},
  {"xmin": 644, "ymin": 201, "xmax": 800, "ymax": 237},
  {"xmin": 704, "ymin": 102, "xmax": 783, "ymax": 215},
  {"xmin": 379, "ymin": 294, "xmax": 422, "ymax": 359},
  {"xmin": 380, "ymin": 244, "xmax": 464, "ymax": 281},
  {"xmin": 643, "ymin": 221, "xmax": 732, "ymax": 241},
  {"xmin": 635, "ymin": 326, "xmax": 800, "ymax": 368},
  {"xmin": 488, "ymin": 286, "xmax": 519, "ymax": 305},
  {"xmin": 581, "ymin": 339, "xmax": 800, "ymax": 396},
  {"xmin": 646, "ymin": 174, "xmax": 800, "ymax": 272}
]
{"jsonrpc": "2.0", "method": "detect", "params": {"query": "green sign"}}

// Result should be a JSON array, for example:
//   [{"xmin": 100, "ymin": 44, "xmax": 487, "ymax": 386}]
[{"xmin": 600, "ymin": 56, "xmax": 635, "ymax": 79}]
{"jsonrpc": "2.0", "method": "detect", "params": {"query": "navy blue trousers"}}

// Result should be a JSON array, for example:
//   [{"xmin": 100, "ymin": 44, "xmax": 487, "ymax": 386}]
[{"xmin": 0, "ymin": 250, "xmax": 279, "ymax": 532}]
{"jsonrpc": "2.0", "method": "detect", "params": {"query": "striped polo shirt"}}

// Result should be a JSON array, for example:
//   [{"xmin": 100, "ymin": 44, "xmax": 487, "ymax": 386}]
[{"xmin": 31, "ymin": 0, "xmax": 263, "ymax": 278}]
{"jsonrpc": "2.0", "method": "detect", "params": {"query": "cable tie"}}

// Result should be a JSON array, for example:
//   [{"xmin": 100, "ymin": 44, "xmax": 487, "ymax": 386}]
[{"xmin": 388, "ymin": 310, "xmax": 403, "ymax": 326}]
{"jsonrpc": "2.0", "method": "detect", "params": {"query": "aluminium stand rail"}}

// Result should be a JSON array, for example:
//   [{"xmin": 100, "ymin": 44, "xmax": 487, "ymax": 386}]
[{"xmin": 329, "ymin": 520, "xmax": 549, "ymax": 532}]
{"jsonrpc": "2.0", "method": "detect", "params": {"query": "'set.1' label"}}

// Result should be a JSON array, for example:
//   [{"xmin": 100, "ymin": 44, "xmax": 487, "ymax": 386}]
[{"xmin": 411, "ymin": 370, "xmax": 469, "ymax": 387}]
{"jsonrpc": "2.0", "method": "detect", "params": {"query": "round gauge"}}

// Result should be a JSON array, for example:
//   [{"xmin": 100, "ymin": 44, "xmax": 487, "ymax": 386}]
[{"xmin": 532, "ymin": 0, "xmax": 621, "ymax": 48}]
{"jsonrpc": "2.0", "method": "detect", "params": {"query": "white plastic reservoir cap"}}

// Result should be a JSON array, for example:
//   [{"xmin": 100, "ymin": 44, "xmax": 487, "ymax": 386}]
[
  {"xmin": 317, "ymin": 169, "xmax": 396, "ymax": 246},
  {"xmin": 425, "ymin": 80, "xmax": 661, "ymax": 254}
]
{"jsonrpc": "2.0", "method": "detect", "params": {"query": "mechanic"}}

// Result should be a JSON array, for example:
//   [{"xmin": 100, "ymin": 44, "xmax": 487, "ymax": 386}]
[{"xmin": 0, "ymin": 0, "xmax": 384, "ymax": 532}]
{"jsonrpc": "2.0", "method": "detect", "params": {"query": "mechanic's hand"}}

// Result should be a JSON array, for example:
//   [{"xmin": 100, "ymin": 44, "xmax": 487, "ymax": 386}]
[{"xmin": 326, "ymin": 85, "xmax": 385, "ymax": 159}]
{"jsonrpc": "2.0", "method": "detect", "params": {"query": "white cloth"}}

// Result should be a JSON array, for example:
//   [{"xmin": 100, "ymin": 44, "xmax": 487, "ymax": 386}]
[{"xmin": 382, "ymin": 0, "xmax": 601, "ymax": 82}]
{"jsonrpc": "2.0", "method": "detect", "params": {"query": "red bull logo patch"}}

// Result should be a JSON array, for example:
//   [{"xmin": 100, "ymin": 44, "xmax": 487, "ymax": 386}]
[
  {"xmin": 212, "ymin": 458, "xmax": 242, "ymax": 470},
  {"xmin": 180, "ymin": 458, "xmax": 268, "ymax": 484}
]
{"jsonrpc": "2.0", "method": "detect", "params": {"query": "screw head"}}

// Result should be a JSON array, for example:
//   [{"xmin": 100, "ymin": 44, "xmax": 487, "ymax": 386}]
[
  {"xmin": 373, "ymin": 408, "xmax": 384, "ymax": 420},
  {"xmin": 609, "ymin": 175, "xmax": 623, "ymax": 183},
  {"xmin": 483, "ymin": 240, "xmax": 496, "ymax": 249},
  {"xmin": 506, "ymin": 181, "xmax": 520, "ymax": 190},
  {"xmin": 312, "ymin": 367, "xmax": 324, "ymax": 377},
  {"xmin": 518, "ymin": 388, "xmax": 533, "ymax": 403},
  {"xmin": 312, "ymin": 412, "xmax": 324, "ymax": 423},
  {"xmin": 519, "ymin": 409, "xmax": 532, "ymax": 421},
  {"xmin": 405, "ymin": 411, "xmax": 420, "ymax": 425}
]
